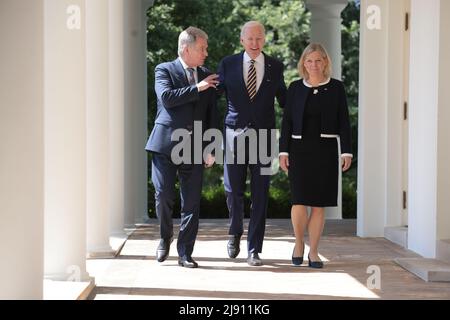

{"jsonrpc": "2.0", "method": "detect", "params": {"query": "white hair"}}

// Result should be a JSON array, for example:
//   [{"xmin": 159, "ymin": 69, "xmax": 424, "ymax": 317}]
[
  {"xmin": 240, "ymin": 21, "xmax": 265, "ymax": 38},
  {"xmin": 178, "ymin": 26, "xmax": 208, "ymax": 57}
]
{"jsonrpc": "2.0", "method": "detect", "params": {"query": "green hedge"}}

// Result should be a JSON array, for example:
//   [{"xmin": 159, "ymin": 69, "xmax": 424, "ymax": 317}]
[
  {"xmin": 148, "ymin": 166, "xmax": 357, "ymax": 219},
  {"xmin": 342, "ymin": 168, "xmax": 357, "ymax": 219}
]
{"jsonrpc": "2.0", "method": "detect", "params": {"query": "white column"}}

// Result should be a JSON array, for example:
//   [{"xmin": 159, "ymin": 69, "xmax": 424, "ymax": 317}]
[
  {"xmin": 109, "ymin": 0, "xmax": 126, "ymax": 236},
  {"xmin": 0, "ymin": 0, "xmax": 44, "ymax": 299},
  {"xmin": 436, "ymin": 0, "xmax": 450, "ymax": 246},
  {"xmin": 306, "ymin": 0, "xmax": 349, "ymax": 220},
  {"xmin": 357, "ymin": 0, "xmax": 389, "ymax": 237},
  {"xmin": 123, "ymin": 0, "xmax": 151, "ymax": 226},
  {"xmin": 86, "ymin": 0, "xmax": 115, "ymax": 257},
  {"xmin": 44, "ymin": 0, "xmax": 91, "ymax": 281},
  {"xmin": 306, "ymin": 0, "xmax": 349, "ymax": 80},
  {"xmin": 408, "ymin": 0, "xmax": 450, "ymax": 258}
]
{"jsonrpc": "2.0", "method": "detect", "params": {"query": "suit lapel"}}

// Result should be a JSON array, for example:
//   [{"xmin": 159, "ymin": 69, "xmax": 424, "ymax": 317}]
[
  {"xmin": 174, "ymin": 58, "xmax": 189, "ymax": 86},
  {"xmin": 236, "ymin": 52, "xmax": 250, "ymax": 102},
  {"xmin": 197, "ymin": 66, "xmax": 207, "ymax": 82}
]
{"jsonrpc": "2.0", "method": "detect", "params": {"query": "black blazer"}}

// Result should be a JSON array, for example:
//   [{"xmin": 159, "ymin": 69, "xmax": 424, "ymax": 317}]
[
  {"xmin": 279, "ymin": 78, "xmax": 352, "ymax": 154},
  {"xmin": 145, "ymin": 58, "xmax": 218, "ymax": 156},
  {"xmin": 217, "ymin": 52, "xmax": 286, "ymax": 129}
]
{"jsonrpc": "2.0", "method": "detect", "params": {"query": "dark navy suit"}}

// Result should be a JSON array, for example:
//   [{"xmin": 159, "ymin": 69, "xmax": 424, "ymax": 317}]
[
  {"xmin": 146, "ymin": 58, "xmax": 217, "ymax": 258},
  {"xmin": 218, "ymin": 52, "xmax": 286, "ymax": 254}
]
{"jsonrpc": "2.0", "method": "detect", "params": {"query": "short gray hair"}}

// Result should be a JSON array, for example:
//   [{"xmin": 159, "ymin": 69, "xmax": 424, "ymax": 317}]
[
  {"xmin": 178, "ymin": 26, "xmax": 208, "ymax": 57},
  {"xmin": 240, "ymin": 21, "xmax": 265, "ymax": 38}
]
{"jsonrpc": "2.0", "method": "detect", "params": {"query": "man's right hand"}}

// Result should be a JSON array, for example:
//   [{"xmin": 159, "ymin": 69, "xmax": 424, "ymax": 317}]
[
  {"xmin": 196, "ymin": 74, "xmax": 219, "ymax": 92},
  {"xmin": 279, "ymin": 155, "xmax": 289, "ymax": 173}
]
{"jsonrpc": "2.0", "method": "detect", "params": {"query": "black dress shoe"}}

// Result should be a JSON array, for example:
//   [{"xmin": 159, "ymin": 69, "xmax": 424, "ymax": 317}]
[
  {"xmin": 156, "ymin": 237, "xmax": 173, "ymax": 262},
  {"xmin": 227, "ymin": 235, "xmax": 241, "ymax": 258},
  {"xmin": 247, "ymin": 252, "xmax": 263, "ymax": 266},
  {"xmin": 178, "ymin": 255, "xmax": 198, "ymax": 268},
  {"xmin": 308, "ymin": 254, "xmax": 324, "ymax": 269}
]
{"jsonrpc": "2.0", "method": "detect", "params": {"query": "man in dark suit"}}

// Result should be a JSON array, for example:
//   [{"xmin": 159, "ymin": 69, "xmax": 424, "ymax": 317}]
[
  {"xmin": 145, "ymin": 27, "xmax": 218, "ymax": 268},
  {"xmin": 218, "ymin": 21, "xmax": 287, "ymax": 266}
]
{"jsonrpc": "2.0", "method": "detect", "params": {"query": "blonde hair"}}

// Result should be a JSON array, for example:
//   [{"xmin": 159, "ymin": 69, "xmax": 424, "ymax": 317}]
[{"xmin": 297, "ymin": 43, "xmax": 332, "ymax": 80}]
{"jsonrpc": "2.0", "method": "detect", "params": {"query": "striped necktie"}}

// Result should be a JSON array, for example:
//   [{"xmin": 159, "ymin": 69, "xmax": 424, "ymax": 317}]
[
  {"xmin": 247, "ymin": 59, "xmax": 256, "ymax": 101},
  {"xmin": 187, "ymin": 67, "xmax": 196, "ymax": 85}
]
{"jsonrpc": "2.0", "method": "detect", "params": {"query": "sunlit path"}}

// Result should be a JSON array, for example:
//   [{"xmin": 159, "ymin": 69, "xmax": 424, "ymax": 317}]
[{"xmin": 87, "ymin": 219, "xmax": 450, "ymax": 300}]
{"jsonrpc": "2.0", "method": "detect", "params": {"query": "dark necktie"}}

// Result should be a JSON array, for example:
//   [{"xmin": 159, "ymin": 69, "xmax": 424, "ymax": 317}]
[
  {"xmin": 247, "ymin": 59, "xmax": 257, "ymax": 101},
  {"xmin": 187, "ymin": 67, "xmax": 196, "ymax": 85}
]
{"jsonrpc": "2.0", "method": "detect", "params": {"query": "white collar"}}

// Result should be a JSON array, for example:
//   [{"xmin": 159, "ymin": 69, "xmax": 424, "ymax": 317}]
[
  {"xmin": 179, "ymin": 57, "xmax": 197, "ymax": 71},
  {"xmin": 303, "ymin": 78, "xmax": 331, "ymax": 87},
  {"xmin": 243, "ymin": 51, "xmax": 264, "ymax": 64}
]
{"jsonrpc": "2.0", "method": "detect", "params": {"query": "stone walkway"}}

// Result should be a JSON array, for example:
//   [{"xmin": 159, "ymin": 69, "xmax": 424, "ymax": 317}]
[{"xmin": 87, "ymin": 219, "xmax": 450, "ymax": 300}]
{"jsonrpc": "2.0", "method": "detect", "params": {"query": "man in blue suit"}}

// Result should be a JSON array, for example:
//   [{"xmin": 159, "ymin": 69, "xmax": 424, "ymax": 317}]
[
  {"xmin": 145, "ymin": 27, "xmax": 219, "ymax": 268},
  {"xmin": 218, "ymin": 21, "xmax": 287, "ymax": 266}
]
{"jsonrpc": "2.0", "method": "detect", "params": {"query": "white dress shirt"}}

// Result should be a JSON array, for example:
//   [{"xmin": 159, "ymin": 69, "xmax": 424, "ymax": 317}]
[{"xmin": 243, "ymin": 51, "xmax": 264, "ymax": 93}]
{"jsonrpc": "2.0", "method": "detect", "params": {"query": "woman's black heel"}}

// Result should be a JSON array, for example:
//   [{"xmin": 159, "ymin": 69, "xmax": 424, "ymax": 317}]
[
  {"xmin": 292, "ymin": 244, "xmax": 304, "ymax": 266},
  {"xmin": 308, "ymin": 254, "xmax": 324, "ymax": 269}
]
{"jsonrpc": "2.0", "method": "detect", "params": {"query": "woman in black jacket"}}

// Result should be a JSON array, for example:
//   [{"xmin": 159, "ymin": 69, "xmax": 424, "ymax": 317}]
[{"xmin": 279, "ymin": 43, "xmax": 352, "ymax": 268}]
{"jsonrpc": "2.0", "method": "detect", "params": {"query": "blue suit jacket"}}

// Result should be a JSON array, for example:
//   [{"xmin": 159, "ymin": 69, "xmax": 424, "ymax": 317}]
[
  {"xmin": 145, "ymin": 58, "xmax": 218, "ymax": 156},
  {"xmin": 218, "ymin": 52, "xmax": 286, "ymax": 130}
]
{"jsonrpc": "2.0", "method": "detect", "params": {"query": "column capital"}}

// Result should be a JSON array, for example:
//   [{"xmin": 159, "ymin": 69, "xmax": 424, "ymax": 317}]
[{"xmin": 306, "ymin": 0, "xmax": 349, "ymax": 18}]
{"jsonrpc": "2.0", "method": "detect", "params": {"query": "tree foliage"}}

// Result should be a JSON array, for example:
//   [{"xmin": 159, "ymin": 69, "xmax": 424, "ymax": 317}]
[{"xmin": 146, "ymin": 0, "xmax": 360, "ymax": 218}]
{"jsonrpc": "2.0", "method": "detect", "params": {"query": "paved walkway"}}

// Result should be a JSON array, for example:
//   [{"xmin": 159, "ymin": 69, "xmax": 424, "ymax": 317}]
[{"xmin": 87, "ymin": 219, "xmax": 450, "ymax": 300}]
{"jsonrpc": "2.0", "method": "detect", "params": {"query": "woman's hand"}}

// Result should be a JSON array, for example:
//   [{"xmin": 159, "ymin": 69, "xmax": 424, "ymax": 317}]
[
  {"xmin": 204, "ymin": 154, "xmax": 215, "ymax": 168},
  {"xmin": 279, "ymin": 155, "xmax": 289, "ymax": 173},
  {"xmin": 342, "ymin": 156, "xmax": 352, "ymax": 172}
]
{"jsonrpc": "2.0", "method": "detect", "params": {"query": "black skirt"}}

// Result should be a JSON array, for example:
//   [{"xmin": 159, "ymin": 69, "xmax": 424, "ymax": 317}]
[
  {"xmin": 288, "ymin": 86, "xmax": 339, "ymax": 207},
  {"xmin": 288, "ymin": 138, "xmax": 338, "ymax": 207}
]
